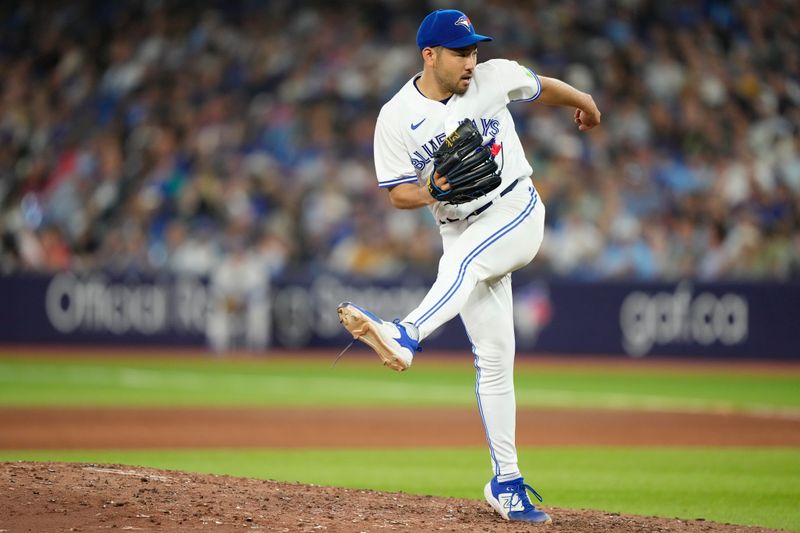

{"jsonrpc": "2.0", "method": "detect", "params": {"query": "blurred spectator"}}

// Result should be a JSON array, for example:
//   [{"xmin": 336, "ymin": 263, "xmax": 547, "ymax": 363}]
[{"xmin": 0, "ymin": 0, "xmax": 798, "ymax": 281}]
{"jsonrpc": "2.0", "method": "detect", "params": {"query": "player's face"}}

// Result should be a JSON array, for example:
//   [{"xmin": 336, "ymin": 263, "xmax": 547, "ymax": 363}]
[{"xmin": 433, "ymin": 45, "xmax": 478, "ymax": 95}]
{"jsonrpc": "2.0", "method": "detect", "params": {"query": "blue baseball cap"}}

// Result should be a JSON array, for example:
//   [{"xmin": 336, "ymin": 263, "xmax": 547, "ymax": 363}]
[{"xmin": 416, "ymin": 9, "xmax": 492, "ymax": 50}]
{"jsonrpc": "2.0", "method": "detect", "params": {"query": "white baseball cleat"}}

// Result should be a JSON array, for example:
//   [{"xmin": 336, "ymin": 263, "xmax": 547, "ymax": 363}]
[
  {"xmin": 484, "ymin": 476, "xmax": 552, "ymax": 524},
  {"xmin": 337, "ymin": 302, "xmax": 420, "ymax": 372}
]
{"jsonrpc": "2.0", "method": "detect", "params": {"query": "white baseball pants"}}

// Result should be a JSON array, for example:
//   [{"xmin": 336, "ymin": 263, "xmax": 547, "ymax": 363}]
[{"xmin": 404, "ymin": 178, "xmax": 546, "ymax": 478}]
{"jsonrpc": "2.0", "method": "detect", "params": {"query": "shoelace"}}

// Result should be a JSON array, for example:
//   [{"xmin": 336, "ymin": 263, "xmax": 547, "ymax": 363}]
[
  {"xmin": 503, "ymin": 481, "xmax": 544, "ymax": 511},
  {"xmin": 523, "ymin": 483, "xmax": 544, "ymax": 504},
  {"xmin": 331, "ymin": 339, "xmax": 355, "ymax": 368}
]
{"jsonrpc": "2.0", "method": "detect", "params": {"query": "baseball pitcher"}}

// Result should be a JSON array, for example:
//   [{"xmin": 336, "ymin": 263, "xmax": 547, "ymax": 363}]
[{"xmin": 338, "ymin": 9, "xmax": 601, "ymax": 524}]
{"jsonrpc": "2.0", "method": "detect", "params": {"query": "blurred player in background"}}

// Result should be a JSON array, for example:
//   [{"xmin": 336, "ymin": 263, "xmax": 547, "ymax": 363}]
[{"xmin": 207, "ymin": 238, "xmax": 270, "ymax": 353}]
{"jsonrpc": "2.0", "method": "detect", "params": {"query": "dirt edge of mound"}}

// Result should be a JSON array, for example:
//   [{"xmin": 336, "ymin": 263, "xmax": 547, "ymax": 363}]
[{"xmin": 0, "ymin": 462, "xmax": 785, "ymax": 533}]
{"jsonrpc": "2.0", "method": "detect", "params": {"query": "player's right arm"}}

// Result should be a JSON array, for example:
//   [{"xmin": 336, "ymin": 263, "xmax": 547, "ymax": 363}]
[
  {"xmin": 374, "ymin": 106, "xmax": 448, "ymax": 210},
  {"xmin": 387, "ymin": 173, "xmax": 449, "ymax": 209}
]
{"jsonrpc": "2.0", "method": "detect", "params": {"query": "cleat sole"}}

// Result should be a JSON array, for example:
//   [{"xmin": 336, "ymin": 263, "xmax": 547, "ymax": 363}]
[{"xmin": 337, "ymin": 305, "xmax": 409, "ymax": 372}]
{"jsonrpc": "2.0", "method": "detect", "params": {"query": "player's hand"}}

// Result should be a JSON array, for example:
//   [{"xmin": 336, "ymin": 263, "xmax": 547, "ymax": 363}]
[
  {"xmin": 426, "ymin": 171, "xmax": 452, "ymax": 204},
  {"xmin": 575, "ymin": 105, "xmax": 601, "ymax": 131},
  {"xmin": 433, "ymin": 171, "xmax": 451, "ymax": 192}
]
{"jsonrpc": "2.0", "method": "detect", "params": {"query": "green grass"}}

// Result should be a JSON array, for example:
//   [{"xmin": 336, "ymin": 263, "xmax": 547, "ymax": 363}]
[
  {"xmin": 1, "ymin": 355, "xmax": 799, "ymax": 415},
  {"xmin": 2, "ymin": 447, "xmax": 798, "ymax": 531}
]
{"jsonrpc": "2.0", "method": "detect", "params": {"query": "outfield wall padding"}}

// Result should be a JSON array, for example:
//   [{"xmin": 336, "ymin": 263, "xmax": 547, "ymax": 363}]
[{"xmin": 1, "ymin": 272, "xmax": 797, "ymax": 359}]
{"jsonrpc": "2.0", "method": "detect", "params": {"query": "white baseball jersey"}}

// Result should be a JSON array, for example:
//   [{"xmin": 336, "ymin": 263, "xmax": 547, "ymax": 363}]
[{"xmin": 374, "ymin": 58, "xmax": 542, "ymax": 221}]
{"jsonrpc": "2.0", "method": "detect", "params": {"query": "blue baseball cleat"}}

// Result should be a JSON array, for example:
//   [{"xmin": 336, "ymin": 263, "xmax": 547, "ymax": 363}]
[
  {"xmin": 484, "ymin": 476, "xmax": 552, "ymax": 524},
  {"xmin": 337, "ymin": 302, "xmax": 419, "ymax": 372}
]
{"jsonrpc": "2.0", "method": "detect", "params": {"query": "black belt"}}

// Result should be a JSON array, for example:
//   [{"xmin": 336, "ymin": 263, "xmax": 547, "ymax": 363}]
[{"xmin": 439, "ymin": 179, "xmax": 519, "ymax": 224}]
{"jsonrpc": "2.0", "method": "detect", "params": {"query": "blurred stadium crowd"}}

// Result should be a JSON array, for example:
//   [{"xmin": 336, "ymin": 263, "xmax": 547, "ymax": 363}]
[{"xmin": 1, "ymin": 0, "xmax": 799, "ymax": 281}]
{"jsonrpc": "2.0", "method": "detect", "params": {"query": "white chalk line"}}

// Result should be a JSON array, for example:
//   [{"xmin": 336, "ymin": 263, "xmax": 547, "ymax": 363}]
[{"xmin": 82, "ymin": 466, "xmax": 171, "ymax": 482}]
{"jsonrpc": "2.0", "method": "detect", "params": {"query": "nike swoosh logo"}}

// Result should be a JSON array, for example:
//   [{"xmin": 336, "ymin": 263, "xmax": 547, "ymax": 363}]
[{"xmin": 410, "ymin": 119, "xmax": 426, "ymax": 130}]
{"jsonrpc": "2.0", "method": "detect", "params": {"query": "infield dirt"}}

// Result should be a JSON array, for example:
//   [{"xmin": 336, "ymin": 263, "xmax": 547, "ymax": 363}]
[{"xmin": 2, "ymin": 406, "xmax": 800, "ymax": 449}]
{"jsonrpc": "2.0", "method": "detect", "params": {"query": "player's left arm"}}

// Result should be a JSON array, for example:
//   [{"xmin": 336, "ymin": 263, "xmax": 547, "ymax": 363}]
[
  {"xmin": 489, "ymin": 59, "xmax": 600, "ymax": 132},
  {"xmin": 536, "ymin": 76, "xmax": 601, "ymax": 131}
]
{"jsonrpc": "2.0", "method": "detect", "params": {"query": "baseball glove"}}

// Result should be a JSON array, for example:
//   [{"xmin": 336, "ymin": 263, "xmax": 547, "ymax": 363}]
[{"xmin": 427, "ymin": 119, "xmax": 502, "ymax": 204}]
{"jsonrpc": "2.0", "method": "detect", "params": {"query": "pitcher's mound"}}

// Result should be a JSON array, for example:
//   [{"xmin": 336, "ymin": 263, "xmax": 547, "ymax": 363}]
[{"xmin": 0, "ymin": 462, "xmax": 780, "ymax": 532}]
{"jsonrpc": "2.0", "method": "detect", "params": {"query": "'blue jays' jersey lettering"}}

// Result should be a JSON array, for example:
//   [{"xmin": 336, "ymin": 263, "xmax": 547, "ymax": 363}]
[
  {"xmin": 480, "ymin": 118, "xmax": 500, "ymax": 137},
  {"xmin": 411, "ymin": 132, "xmax": 447, "ymax": 169}
]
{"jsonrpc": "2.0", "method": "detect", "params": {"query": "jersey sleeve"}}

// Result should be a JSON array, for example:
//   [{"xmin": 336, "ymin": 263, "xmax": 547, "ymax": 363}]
[
  {"xmin": 374, "ymin": 109, "xmax": 418, "ymax": 188},
  {"xmin": 490, "ymin": 58, "xmax": 542, "ymax": 104}
]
